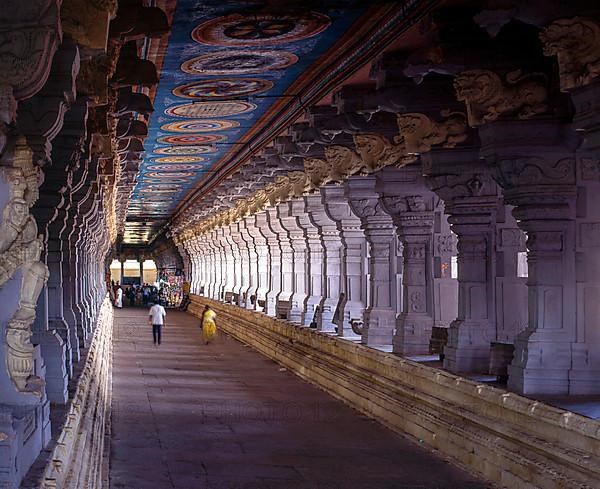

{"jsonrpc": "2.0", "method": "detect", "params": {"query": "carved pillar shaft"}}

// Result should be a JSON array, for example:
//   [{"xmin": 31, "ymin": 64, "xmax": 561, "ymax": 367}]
[{"xmin": 257, "ymin": 211, "xmax": 280, "ymax": 317}]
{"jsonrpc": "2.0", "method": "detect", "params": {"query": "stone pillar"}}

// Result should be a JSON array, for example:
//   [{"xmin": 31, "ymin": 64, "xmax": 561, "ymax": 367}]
[
  {"xmin": 257, "ymin": 211, "xmax": 280, "ymax": 317},
  {"xmin": 227, "ymin": 224, "xmax": 242, "ymax": 303},
  {"xmin": 293, "ymin": 197, "xmax": 324, "ymax": 327},
  {"xmin": 246, "ymin": 215, "xmax": 270, "ymax": 311},
  {"xmin": 481, "ymin": 119, "xmax": 583, "ymax": 394},
  {"xmin": 424, "ymin": 150, "xmax": 500, "ymax": 372},
  {"xmin": 305, "ymin": 194, "xmax": 342, "ymax": 332},
  {"xmin": 346, "ymin": 176, "xmax": 397, "ymax": 346},
  {"xmin": 239, "ymin": 220, "xmax": 259, "ymax": 310},
  {"xmin": 380, "ymin": 166, "xmax": 436, "ymax": 355},
  {"xmin": 266, "ymin": 206, "xmax": 294, "ymax": 319},
  {"xmin": 139, "ymin": 258, "xmax": 144, "ymax": 285},
  {"xmin": 278, "ymin": 201, "xmax": 308, "ymax": 324},
  {"xmin": 120, "ymin": 258, "xmax": 125, "ymax": 285},
  {"xmin": 321, "ymin": 184, "xmax": 365, "ymax": 337}
]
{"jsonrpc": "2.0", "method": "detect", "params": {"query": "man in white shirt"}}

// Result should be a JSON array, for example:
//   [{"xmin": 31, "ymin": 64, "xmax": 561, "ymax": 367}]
[{"xmin": 148, "ymin": 302, "xmax": 166, "ymax": 345}]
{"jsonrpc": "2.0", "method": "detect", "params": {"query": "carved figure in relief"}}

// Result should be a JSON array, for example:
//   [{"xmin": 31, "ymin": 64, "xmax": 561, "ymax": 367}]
[
  {"xmin": 303, "ymin": 157, "xmax": 331, "ymax": 190},
  {"xmin": 454, "ymin": 69, "xmax": 549, "ymax": 126},
  {"xmin": 353, "ymin": 133, "xmax": 414, "ymax": 171},
  {"xmin": 350, "ymin": 198, "xmax": 380, "ymax": 218},
  {"xmin": 287, "ymin": 171, "xmax": 309, "ymax": 197},
  {"xmin": 0, "ymin": 138, "xmax": 48, "ymax": 394},
  {"xmin": 540, "ymin": 17, "xmax": 600, "ymax": 91},
  {"xmin": 324, "ymin": 145, "xmax": 362, "ymax": 181},
  {"xmin": 397, "ymin": 111, "xmax": 468, "ymax": 153}
]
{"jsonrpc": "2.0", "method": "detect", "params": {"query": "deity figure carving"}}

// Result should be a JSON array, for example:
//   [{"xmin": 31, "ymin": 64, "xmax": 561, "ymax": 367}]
[
  {"xmin": 248, "ymin": 189, "xmax": 268, "ymax": 214},
  {"xmin": 539, "ymin": 17, "xmax": 600, "ymax": 91},
  {"xmin": 353, "ymin": 133, "xmax": 414, "ymax": 172},
  {"xmin": 397, "ymin": 111, "xmax": 468, "ymax": 154},
  {"xmin": 324, "ymin": 145, "xmax": 362, "ymax": 182},
  {"xmin": 303, "ymin": 157, "xmax": 331, "ymax": 190},
  {"xmin": 454, "ymin": 69, "xmax": 549, "ymax": 126},
  {"xmin": 0, "ymin": 138, "xmax": 48, "ymax": 395}
]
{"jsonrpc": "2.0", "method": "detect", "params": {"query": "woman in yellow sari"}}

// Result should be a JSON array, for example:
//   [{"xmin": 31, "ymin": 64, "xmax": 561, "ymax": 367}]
[{"xmin": 202, "ymin": 305, "xmax": 217, "ymax": 344}]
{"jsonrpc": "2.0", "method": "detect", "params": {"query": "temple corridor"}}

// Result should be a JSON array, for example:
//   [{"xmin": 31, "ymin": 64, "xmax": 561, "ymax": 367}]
[
  {"xmin": 110, "ymin": 308, "xmax": 489, "ymax": 489},
  {"xmin": 4, "ymin": 0, "xmax": 600, "ymax": 488}
]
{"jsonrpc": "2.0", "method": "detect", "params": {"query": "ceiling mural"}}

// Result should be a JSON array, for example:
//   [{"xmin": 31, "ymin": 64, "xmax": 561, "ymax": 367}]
[
  {"xmin": 123, "ymin": 1, "xmax": 431, "ymax": 245},
  {"xmin": 124, "ymin": 1, "xmax": 371, "ymax": 244}
]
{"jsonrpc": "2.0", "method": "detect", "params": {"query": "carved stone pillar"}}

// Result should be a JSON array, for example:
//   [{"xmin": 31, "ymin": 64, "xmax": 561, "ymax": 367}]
[
  {"xmin": 239, "ymin": 220, "xmax": 259, "ymax": 310},
  {"xmin": 380, "ymin": 166, "xmax": 436, "ymax": 355},
  {"xmin": 266, "ymin": 207, "xmax": 294, "ymax": 319},
  {"xmin": 480, "ymin": 119, "xmax": 585, "ymax": 394},
  {"xmin": 293, "ymin": 197, "xmax": 324, "ymax": 327},
  {"xmin": 346, "ymin": 176, "xmax": 397, "ymax": 346},
  {"xmin": 305, "ymin": 194, "xmax": 341, "ymax": 332},
  {"xmin": 321, "ymin": 184, "xmax": 365, "ymax": 336},
  {"xmin": 231, "ymin": 222, "xmax": 250, "ymax": 306},
  {"xmin": 278, "ymin": 202, "xmax": 308, "ymax": 324},
  {"xmin": 425, "ymin": 151, "xmax": 500, "ymax": 372},
  {"xmin": 246, "ymin": 215, "xmax": 270, "ymax": 311},
  {"xmin": 226, "ymin": 225, "xmax": 240, "ymax": 302},
  {"xmin": 257, "ymin": 211, "xmax": 280, "ymax": 317}
]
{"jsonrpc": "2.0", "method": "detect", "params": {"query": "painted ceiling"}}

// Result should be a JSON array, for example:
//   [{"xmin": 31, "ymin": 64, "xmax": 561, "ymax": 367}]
[{"xmin": 122, "ymin": 1, "xmax": 426, "ymax": 245}]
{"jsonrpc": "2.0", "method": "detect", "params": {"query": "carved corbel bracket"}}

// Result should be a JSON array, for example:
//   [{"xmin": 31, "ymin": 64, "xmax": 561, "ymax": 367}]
[
  {"xmin": 353, "ymin": 133, "xmax": 415, "ymax": 172},
  {"xmin": 454, "ymin": 69, "xmax": 549, "ymax": 126},
  {"xmin": 397, "ymin": 110, "xmax": 468, "ymax": 154},
  {"xmin": 324, "ymin": 145, "xmax": 362, "ymax": 182},
  {"xmin": 303, "ymin": 157, "xmax": 332, "ymax": 190},
  {"xmin": 540, "ymin": 17, "xmax": 600, "ymax": 91}
]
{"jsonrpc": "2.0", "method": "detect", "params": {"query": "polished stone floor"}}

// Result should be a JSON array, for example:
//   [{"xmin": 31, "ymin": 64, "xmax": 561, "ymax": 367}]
[{"xmin": 110, "ymin": 307, "xmax": 493, "ymax": 489}]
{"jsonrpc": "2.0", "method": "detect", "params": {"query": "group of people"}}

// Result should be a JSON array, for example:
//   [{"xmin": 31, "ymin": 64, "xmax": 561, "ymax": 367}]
[
  {"xmin": 147, "ymin": 303, "xmax": 217, "ymax": 346},
  {"xmin": 111, "ymin": 281, "xmax": 159, "ymax": 308}
]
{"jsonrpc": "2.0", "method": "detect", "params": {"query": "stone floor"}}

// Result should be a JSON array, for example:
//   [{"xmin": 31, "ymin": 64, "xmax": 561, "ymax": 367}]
[{"xmin": 110, "ymin": 307, "xmax": 493, "ymax": 489}]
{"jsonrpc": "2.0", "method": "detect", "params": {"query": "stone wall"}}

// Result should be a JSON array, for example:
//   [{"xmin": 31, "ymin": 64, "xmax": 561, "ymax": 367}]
[
  {"xmin": 189, "ymin": 294, "xmax": 600, "ymax": 489},
  {"xmin": 37, "ymin": 296, "xmax": 113, "ymax": 489}
]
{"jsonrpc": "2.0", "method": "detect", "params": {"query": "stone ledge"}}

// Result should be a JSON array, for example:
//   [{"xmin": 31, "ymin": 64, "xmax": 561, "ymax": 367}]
[
  {"xmin": 189, "ymin": 295, "xmax": 600, "ymax": 489},
  {"xmin": 37, "ymin": 296, "xmax": 113, "ymax": 489}
]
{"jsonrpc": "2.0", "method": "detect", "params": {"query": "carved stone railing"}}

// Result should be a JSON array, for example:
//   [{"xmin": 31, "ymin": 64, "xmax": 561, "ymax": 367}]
[
  {"xmin": 189, "ymin": 294, "xmax": 600, "ymax": 489},
  {"xmin": 38, "ymin": 295, "xmax": 112, "ymax": 489}
]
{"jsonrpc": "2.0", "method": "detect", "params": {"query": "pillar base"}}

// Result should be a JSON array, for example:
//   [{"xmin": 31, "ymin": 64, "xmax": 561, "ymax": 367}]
[
  {"xmin": 507, "ymin": 365, "xmax": 570, "ymax": 396},
  {"xmin": 362, "ymin": 308, "xmax": 396, "ymax": 346},
  {"xmin": 443, "ymin": 320, "xmax": 495, "ymax": 373},
  {"xmin": 393, "ymin": 313, "xmax": 433, "ymax": 356},
  {"xmin": 319, "ymin": 298, "xmax": 337, "ymax": 333},
  {"xmin": 288, "ymin": 293, "xmax": 307, "ymax": 324},
  {"xmin": 303, "ymin": 296, "xmax": 321, "ymax": 327}
]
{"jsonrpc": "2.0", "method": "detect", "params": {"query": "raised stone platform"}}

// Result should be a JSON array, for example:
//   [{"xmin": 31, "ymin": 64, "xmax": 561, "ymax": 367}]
[{"xmin": 189, "ymin": 295, "xmax": 600, "ymax": 489}]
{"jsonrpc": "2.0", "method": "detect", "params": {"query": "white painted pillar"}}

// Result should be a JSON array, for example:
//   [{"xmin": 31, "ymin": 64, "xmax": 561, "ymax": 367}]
[
  {"xmin": 257, "ymin": 211, "xmax": 280, "ymax": 317},
  {"xmin": 305, "ymin": 194, "xmax": 342, "ymax": 333},
  {"xmin": 321, "ymin": 184, "xmax": 365, "ymax": 337},
  {"xmin": 346, "ymin": 176, "xmax": 397, "ymax": 346},
  {"xmin": 266, "ymin": 206, "xmax": 294, "ymax": 319},
  {"xmin": 239, "ymin": 220, "xmax": 259, "ymax": 310},
  {"xmin": 279, "ymin": 201, "xmax": 308, "ymax": 324},
  {"xmin": 246, "ymin": 215, "xmax": 270, "ymax": 311},
  {"xmin": 293, "ymin": 197, "xmax": 324, "ymax": 327}
]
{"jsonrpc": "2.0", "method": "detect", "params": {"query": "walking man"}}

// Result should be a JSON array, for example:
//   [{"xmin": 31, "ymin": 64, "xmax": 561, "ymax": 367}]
[{"xmin": 148, "ymin": 301, "xmax": 166, "ymax": 345}]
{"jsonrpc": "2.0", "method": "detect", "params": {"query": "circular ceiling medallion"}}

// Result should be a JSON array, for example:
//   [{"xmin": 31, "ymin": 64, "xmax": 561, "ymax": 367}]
[
  {"xmin": 146, "ymin": 171, "xmax": 196, "ymax": 178},
  {"xmin": 181, "ymin": 50, "xmax": 298, "ymax": 75},
  {"xmin": 165, "ymin": 101, "xmax": 256, "ymax": 119},
  {"xmin": 157, "ymin": 134, "xmax": 225, "ymax": 145},
  {"xmin": 146, "ymin": 164, "xmax": 203, "ymax": 171},
  {"xmin": 153, "ymin": 145, "xmax": 216, "ymax": 155},
  {"xmin": 152, "ymin": 156, "xmax": 206, "ymax": 164},
  {"xmin": 160, "ymin": 119, "xmax": 239, "ymax": 132},
  {"xmin": 192, "ymin": 12, "xmax": 330, "ymax": 46},
  {"xmin": 172, "ymin": 78, "xmax": 273, "ymax": 100},
  {"xmin": 144, "ymin": 177, "xmax": 193, "ymax": 184}
]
